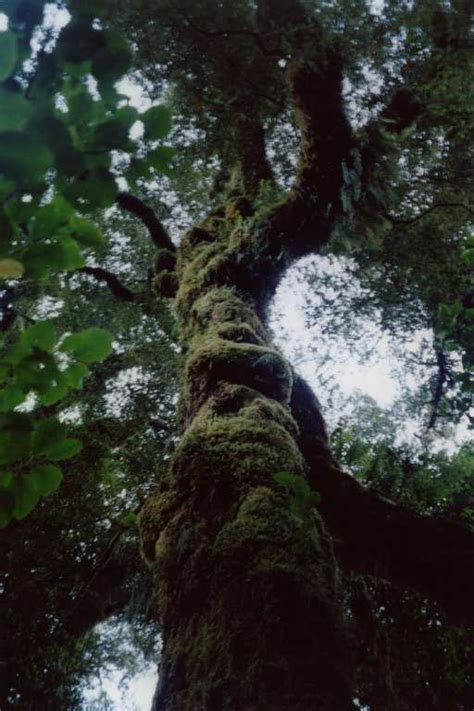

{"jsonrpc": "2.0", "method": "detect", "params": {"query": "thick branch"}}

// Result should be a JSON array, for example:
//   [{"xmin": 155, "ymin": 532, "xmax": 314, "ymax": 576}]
[
  {"xmin": 116, "ymin": 192, "xmax": 175, "ymax": 251},
  {"xmin": 290, "ymin": 374, "xmax": 474, "ymax": 623},
  {"xmin": 233, "ymin": 114, "xmax": 274, "ymax": 198},
  {"xmin": 254, "ymin": 5, "xmax": 354, "ymax": 266},
  {"xmin": 80, "ymin": 266, "xmax": 137, "ymax": 302}
]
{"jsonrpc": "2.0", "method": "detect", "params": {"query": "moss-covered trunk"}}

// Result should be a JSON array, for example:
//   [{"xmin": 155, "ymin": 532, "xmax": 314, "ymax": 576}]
[{"xmin": 140, "ymin": 212, "xmax": 354, "ymax": 710}]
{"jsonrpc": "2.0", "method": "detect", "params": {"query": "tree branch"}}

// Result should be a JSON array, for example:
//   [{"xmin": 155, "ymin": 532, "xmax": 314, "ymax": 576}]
[
  {"xmin": 116, "ymin": 192, "xmax": 175, "ymax": 252},
  {"xmin": 253, "ymin": 5, "xmax": 354, "ymax": 269},
  {"xmin": 427, "ymin": 346, "xmax": 448, "ymax": 430},
  {"xmin": 290, "ymin": 374, "xmax": 474, "ymax": 623},
  {"xmin": 233, "ymin": 114, "xmax": 274, "ymax": 198},
  {"xmin": 79, "ymin": 266, "xmax": 137, "ymax": 302}
]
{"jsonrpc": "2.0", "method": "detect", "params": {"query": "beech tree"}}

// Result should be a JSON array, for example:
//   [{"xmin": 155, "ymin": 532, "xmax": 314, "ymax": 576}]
[{"xmin": 1, "ymin": 0, "xmax": 473, "ymax": 709}]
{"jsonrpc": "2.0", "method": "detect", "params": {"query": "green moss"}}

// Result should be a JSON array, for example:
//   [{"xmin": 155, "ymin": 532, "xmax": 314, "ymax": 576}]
[
  {"xmin": 175, "ymin": 244, "xmax": 231, "ymax": 324},
  {"xmin": 171, "ymin": 395, "xmax": 303, "ymax": 507},
  {"xmin": 189, "ymin": 287, "xmax": 268, "ymax": 341},
  {"xmin": 186, "ymin": 336, "xmax": 293, "ymax": 406},
  {"xmin": 225, "ymin": 196, "xmax": 253, "ymax": 220},
  {"xmin": 139, "ymin": 199, "xmax": 354, "ymax": 710},
  {"xmin": 215, "ymin": 321, "xmax": 265, "ymax": 345},
  {"xmin": 139, "ymin": 488, "xmax": 175, "ymax": 564}
]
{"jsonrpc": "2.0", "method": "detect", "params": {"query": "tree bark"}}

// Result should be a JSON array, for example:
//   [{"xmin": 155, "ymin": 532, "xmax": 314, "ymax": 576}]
[{"xmin": 140, "ymin": 218, "xmax": 355, "ymax": 710}]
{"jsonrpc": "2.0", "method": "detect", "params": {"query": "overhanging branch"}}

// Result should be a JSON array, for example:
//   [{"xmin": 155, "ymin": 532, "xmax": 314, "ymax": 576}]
[
  {"xmin": 80, "ymin": 266, "xmax": 137, "ymax": 302},
  {"xmin": 254, "ymin": 4, "xmax": 354, "ymax": 265},
  {"xmin": 290, "ymin": 374, "xmax": 474, "ymax": 623},
  {"xmin": 116, "ymin": 192, "xmax": 175, "ymax": 252}
]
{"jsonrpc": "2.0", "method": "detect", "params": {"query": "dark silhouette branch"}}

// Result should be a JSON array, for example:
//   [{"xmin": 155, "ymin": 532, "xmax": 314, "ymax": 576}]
[
  {"xmin": 116, "ymin": 192, "xmax": 175, "ymax": 252},
  {"xmin": 79, "ymin": 266, "xmax": 137, "ymax": 302},
  {"xmin": 251, "ymin": 3, "xmax": 355, "ymax": 269},
  {"xmin": 427, "ymin": 346, "xmax": 449, "ymax": 430},
  {"xmin": 290, "ymin": 374, "xmax": 474, "ymax": 623}
]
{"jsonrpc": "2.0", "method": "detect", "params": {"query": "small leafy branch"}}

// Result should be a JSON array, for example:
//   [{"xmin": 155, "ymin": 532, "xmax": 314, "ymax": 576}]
[{"xmin": 0, "ymin": 0, "xmax": 175, "ymax": 524}]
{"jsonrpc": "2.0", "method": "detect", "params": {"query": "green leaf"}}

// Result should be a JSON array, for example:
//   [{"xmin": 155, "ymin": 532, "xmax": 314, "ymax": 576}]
[
  {"xmin": 92, "ymin": 117, "xmax": 131, "ymax": 151},
  {"xmin": 61, "ymin": 327, "xmax": 113, "ymax": 363},
  {"xmin": 64, "ymin": 362, "xmax": 89, "ymax": 389},
  {"xmin": 0, "ymin": 384, "xmax": 26, "ymax": 412},
  {"xmin": 23, "ymin": 237, "xmax": 85, "ymax": 278},
  {"xmin": 0, "ymin": 31, "xmax": 18, "ymax": 82},
  {"xmin": 11, "ymin": 473, "xmax": 40, "ymax": 519},
  {"xmin": 57, "ymin": 19, "xmax": 106, "ymax": 64},
  {"xmin": 0, "ymin": 89, "xmax": 33, "ymax": 132},
  {"xmin": 0, "ymin": 258, "xmax": 24, "ymax": 278},
  {"xmin": 120, "ymin": 510, "xmax": 138, "ymax": 526},
  {"xmin": 147, "ymin": 146, "xmax": 176, "ymax": 174},
  {"xmin": 0, "ymin": 133, "xmax": 53, "ymax": 185},
  {"xmin": 28, "ymin": 197, "xmax": 73, "ymax": 239},
  {"xmin": 64, "ymin": 60, "xmax": 92, "ymax": 78},
  {"xmin": 0, "ymin": 206, "xmax": 13, "ymax": 255},
  {"xmin": 32, "ymin": 417, "xmax": 66, "ymax": 454},
  {"xmin": 29, "ymin": 464, "xmax": 63, "ymax": 496},
  {"xmin": 38, "ymin": 372, "xmax": 69, "ymax": 406},
  {"xmin": 0, "ymin": 488, "xmax": 15, "ymax": 528},
  {"xmin": 69, "ymin": 216, "xmax": 104, "ymax": 247},
  {"xmin": 46, "ymin": 437, "xmax": 82, "ymax": 461},
  {"xmin": 62, "ymin": 167, "xmax": 117, "ymax": 210},
  {"xmin": 0, "ymin": 429, "xmax": 31, "ymax": 465},
  {"xmin": 91, "ymin": 31, "xmax": 132, "ymax": 85},
  {"xmin": 23, "ymin": 321, "xmax": 56, "ymax": 352},
  {"xmin": 142, "ymin": 105, "xmax": 172, "ymax": 141}
]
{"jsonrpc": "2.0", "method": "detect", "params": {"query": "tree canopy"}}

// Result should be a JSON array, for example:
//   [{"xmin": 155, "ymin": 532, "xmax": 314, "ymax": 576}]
[{"xmin": 0, "ymin": 0, "xmax": 473, "ymax": 709}]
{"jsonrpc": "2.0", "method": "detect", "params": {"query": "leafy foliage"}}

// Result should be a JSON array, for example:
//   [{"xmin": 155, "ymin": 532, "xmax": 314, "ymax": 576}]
[{"xmin": 0, "ymin": 0, "xmax": 174, "ymax": 524}]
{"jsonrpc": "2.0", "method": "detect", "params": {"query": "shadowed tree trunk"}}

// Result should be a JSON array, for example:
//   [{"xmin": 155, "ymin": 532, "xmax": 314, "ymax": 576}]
[{"xmin": 141, "ymin": 215, "xmax": 355, "ymax": 709}]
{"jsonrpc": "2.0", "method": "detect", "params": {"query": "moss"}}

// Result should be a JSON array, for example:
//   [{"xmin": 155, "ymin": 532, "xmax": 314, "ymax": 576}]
[
  {"xmin": 189, "ymin": 287, "xmax": 268, "ymax": 341},
  {"xmin": 186, "ymin": 336, "xmax": 293, "ymax": 406},
  {"xmin": 170, "ymin": 396, "xmax": 303, "ymax": 510},
  {"xmin": 139, "ymin": 488, "xmax": 175, "ymax": 565},
  {"xmin": 215, "ymin": 321, "xmax": 265, "ymax": 345},
  {"xmin": 153, "ymin": 270, "xmax": 179, "ymax": 298},
  {"xmin": 179, "ymin": 227, "xmax": 215, "ymax": 259},
  {"xmin": 225, "ymin": 196, "xmax": 253, "ymax": 220},
  {"xmin": 175, "ymin": 244, "xmax": 232, "ymax": 324}
]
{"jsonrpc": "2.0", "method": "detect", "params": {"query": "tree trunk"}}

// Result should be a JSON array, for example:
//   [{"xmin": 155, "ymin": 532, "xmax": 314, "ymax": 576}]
[{"xmin": 140, "ymin": 216, "xmax": 354, "ymax": 710}]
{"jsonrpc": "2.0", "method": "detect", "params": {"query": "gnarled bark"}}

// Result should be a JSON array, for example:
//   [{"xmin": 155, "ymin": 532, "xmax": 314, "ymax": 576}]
[{"xmin": 140, "ymin": 220, "xmax": 354, "ymax": 710}]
